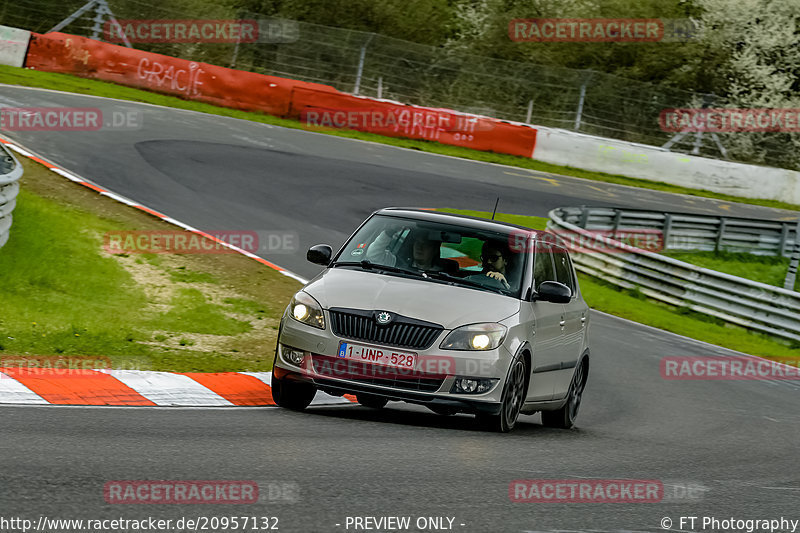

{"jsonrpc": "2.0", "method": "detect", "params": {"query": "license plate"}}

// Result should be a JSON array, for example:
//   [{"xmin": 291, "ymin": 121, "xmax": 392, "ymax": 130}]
[{"xmin": 337, "ymin": 342, "xmax": 417, "ymax": 369}]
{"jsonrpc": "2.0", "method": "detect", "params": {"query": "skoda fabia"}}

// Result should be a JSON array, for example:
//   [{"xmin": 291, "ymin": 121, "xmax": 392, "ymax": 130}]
[{"xmin": 271, "ymin": 208, "xmax": 590, "ymax": 432}]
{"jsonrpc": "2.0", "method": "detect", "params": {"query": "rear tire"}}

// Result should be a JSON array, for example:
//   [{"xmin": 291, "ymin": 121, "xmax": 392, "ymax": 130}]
[
  {"xmin": 476, "ymin": 355, "xmax": 527, "ymax": 433},
  {"xmin": 541, "ymin": 357, "xmax": 587, "ymax": 429},
  {"xmin": 356, "ymin": 393, "xmax": 389, "ymax": 409},
  {"xmin": 271, "ymin": 375, "xmax": 316, "ymax": 411}
]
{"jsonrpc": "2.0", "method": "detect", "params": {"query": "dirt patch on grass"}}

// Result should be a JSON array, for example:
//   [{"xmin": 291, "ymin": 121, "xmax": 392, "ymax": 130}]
[{"xmin": 15, "ymin": 156, "xmax": 299, "ymax": 370}]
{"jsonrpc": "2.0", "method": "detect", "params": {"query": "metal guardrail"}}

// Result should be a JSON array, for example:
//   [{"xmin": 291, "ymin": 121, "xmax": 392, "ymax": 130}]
[
  {"xmin": 558, "ymin": 206, "xmax": 799, "ymax": 257},
  {"xmin": 0, "ymin": 144, "xmax": 22, "ymax": 250},
  {"xmin": 548, "ymin": 207, "xmax": 800, "ymax": 343}
]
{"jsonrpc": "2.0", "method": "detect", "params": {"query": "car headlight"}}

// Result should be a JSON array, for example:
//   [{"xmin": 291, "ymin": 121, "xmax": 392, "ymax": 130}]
[
  {"xmin": 440, "ymin": 323, "xmax": 507, "ymax": 351},
  {"xmin": 289, "ymin": 291, "xmax": 325, "ymax": 329}
]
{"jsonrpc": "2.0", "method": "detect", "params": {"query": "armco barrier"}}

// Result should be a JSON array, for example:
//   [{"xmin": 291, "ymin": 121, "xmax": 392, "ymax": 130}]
[
  {"xmin": 548, "ymin": 207, "xmax": 800, "ymax": 343},
  {"xmin": 559, "ymin": 206, "xmax": 799, "ymax": 257},
  {"xmin": 24, "ymin": 32, "xmax": 537, "ymax": 158},
  {"xmin": 0, "ymin": 143, "xmax": 23, "ymax": 250}
]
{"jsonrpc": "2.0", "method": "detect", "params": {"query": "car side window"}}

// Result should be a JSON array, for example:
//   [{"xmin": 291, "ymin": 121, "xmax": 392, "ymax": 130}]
[
  {"xmin": 532, "ymin": 241, "xmax": 557, "ymax": 291},
  {"xmin": 552, "ymin": 247, "xmax": 575, "ymax": 293}
]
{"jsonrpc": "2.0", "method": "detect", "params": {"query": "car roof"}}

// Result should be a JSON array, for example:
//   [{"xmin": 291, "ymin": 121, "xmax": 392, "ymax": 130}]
[{"xmin": 375, "ymin": 207, "xmax": 544, "ymax": 235}]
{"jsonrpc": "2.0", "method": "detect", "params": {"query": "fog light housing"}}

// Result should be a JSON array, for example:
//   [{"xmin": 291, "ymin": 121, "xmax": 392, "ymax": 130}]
[
  {"xmin": 282, "ymin": 345, "xmax": 306, "ymax": 366},
  {"xmin": 451, "ymin": 377, "xmax": 497, "ymax": 394}
]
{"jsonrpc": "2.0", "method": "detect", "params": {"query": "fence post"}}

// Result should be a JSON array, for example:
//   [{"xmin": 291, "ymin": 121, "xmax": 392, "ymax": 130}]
[
  {"xmin": 526, "ymin": 99, "xmax": 533, "ymax": 124},
  {"xmin": 574, "ymin": 72, "xmax": 593, "ymax": 132},
  {"xmin": 574, "ymin": 81, "xmax": 587, "ymax": 131},
  {"xmin": 353, "ymin": 33, "xmax": 375, "ymax": 96},
  {"xmin": 377, "ymin": 77, "xmax": 383, "ymax": 99}
]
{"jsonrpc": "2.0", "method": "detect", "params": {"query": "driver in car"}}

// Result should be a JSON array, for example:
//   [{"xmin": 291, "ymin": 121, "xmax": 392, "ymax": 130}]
[{"xmin": 480, "ymin": 241, "xmax": 511, "ymax": 289}]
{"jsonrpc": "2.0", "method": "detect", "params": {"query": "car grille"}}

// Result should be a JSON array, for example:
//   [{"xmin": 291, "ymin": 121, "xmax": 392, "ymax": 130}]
[
  {"xmin": 328, "ymin": 308, "xmax": 443, "ymax": 350},
  {"xmin": 311, "ymin": 356, "xmax": 444, "ymax": 393}
]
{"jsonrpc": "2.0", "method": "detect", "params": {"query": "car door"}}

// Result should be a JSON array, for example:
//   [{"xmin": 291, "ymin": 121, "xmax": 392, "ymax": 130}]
[
  {"xmin": 523, "ymin": 240, "xmax": 565, "ymax": 402},
  {"xmin": 552, "ymin": 246, "xmax": 586, "ymax": 398}
]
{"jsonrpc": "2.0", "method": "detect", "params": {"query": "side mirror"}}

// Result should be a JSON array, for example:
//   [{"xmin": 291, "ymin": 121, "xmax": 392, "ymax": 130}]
[
  {"xmin": 307, "ymin": 244, "xmax": 332, "ymax": 266},
  {"xmin": 535, "ymin": 281, "xmax": 571, "ymax": 304}
]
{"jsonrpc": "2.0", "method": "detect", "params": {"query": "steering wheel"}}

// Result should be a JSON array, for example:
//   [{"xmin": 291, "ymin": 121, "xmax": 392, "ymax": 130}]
[{"xmin": 465, "ymin": 273, "xmax": 509, "ymax": 290}]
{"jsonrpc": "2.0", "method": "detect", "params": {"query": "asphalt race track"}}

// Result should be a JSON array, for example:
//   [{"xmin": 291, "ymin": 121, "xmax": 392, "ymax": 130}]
[{"xmin": 1, "ymin": 85, "xmax": 799, "ymax": 533}]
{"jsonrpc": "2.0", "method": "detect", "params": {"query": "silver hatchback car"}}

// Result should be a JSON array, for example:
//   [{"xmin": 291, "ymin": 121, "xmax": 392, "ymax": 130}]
[{"xmin": 272, "ymin": 208, "xmax": 590, "ymax": 432}]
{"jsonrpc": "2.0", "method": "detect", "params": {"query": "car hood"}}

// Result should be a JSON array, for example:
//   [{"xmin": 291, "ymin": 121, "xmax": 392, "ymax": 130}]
[{"xmin": 304, "ymin": 267, "xmax": 520, "ymax": 330}]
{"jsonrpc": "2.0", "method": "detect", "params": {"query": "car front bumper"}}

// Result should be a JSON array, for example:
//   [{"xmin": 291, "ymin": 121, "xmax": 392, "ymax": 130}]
[{"xmin": 274, "ymin": 314, "xmax": 514, "ymax": 414}]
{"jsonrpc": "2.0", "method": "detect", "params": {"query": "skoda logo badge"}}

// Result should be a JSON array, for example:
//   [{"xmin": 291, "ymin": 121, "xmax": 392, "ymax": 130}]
[{"xmin": 376, "ymin": 311, "xmax": 393, "ymax": 325}]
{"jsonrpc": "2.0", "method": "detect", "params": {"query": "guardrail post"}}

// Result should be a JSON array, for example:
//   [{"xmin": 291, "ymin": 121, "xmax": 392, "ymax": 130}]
[
  {"xmin": 779, "ymin": 223, "xmax": 790, "ymax": 257},
  {"xmin": 663, "ymin": 213, "xmax": 673, "ymax": 249},
  {"xmin": 784, "ymin": 220, "xmax": 800, "ymax": 290},
  {"xmin": 715, "ymin": 217, "xmax": 727, "ymax": 252},
  {"xmin": 611, "ymin": 209, "xmax": 621, "ymax": 239},
  {"xmin": 579, "ymin": 206, "xmax": 589, "ymax": 228}
]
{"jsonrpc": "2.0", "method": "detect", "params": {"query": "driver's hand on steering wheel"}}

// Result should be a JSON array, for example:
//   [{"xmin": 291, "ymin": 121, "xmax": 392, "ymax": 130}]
[{"xmin": 485, "ymin": 271, "xmax": 510, "ymax": 289}]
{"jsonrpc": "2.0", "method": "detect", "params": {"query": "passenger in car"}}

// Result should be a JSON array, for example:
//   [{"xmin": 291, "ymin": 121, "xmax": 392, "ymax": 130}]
[{"xmin": 409, "ymin": 233, "xmax": 459, "ymax": 273}]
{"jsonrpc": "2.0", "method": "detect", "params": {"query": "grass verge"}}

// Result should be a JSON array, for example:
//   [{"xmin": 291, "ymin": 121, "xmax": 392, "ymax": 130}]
[
  {"xmin": 2, "ymin": 64, "xmax": 798, "ymax": 212},
  {"xmin": 441, "ymin": 208, "xmax": 797, "ymax": 359},
  {"xmin": 662, "ymin": 250, "xmax": 798, "ymax": 291},
  {"xmin": 0, "ymin": 157, "xmax": 301, "ymax": 372}
]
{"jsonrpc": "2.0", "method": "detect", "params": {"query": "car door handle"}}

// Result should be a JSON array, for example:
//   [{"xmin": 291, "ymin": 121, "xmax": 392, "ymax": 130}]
[{"xmin": 559, "ymin": 320, "xmax": 566, "ymax": 327}]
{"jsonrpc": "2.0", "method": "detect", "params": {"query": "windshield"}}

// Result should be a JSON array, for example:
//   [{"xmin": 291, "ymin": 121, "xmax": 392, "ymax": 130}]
[{"xmin": 333, "ymin": 214, "xmax": 526, "ymax": 298}]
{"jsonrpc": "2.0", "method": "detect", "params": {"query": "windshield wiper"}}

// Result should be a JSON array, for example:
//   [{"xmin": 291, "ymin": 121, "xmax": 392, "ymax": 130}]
[
  {"xmin": 423, "ymin": 270, "xmax": 509, "ymax": 295},
  {"xmin": 332, "ymin": 260, "xmax": 424, "ymax": 277}
]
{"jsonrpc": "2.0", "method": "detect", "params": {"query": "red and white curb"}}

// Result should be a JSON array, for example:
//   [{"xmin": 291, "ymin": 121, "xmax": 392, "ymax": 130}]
[
  {"xmin": 0, "ymin": 137, "xmax": 322, "ymax": 407},
  {"xmin": 0, "ymin": 369, "xmax": 356, "ymax": 407}
]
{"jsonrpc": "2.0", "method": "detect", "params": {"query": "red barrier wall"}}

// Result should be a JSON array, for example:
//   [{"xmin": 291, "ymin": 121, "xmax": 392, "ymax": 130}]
[
  {"xmin": 290, "ymin": 88, "xmax": 537, "ymax": 157},
  {"xmin": 25, "ymin": 32, "xmax": 338, "ymax": 117},
  {"xmin": 25, "ymin": 32, "xmax": 537, "ymax": 157}
]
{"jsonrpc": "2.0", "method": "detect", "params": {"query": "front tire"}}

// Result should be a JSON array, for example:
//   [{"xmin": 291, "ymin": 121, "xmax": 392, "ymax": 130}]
[
  {"xmin": 476, "ymin": 355, "xmax": 527, "ymax": 433},
  {"xmin": 541, "ymin": 357, "xmax": 587, "ymax": 429},
  {"xmin": 271, "ymin": 374, "xmax": 316, "ymax": 411}
]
